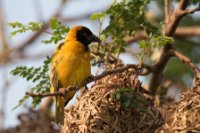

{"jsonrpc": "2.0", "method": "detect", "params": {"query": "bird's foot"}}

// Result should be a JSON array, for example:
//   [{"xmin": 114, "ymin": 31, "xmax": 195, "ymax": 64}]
[
  {"xmin": 59, "ymin": 88, "xmax": 67, "ymax": 95},
  {"xmin": 86, "ymin": 75, "xmax": 95, "ymax": 82},
  {"xmin": 84, "ymin": 85, "xmax": 89, "ymax": 90}
]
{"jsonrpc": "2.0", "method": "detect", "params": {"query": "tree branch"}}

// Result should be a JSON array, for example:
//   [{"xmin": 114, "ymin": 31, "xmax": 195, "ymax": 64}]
[
  {"xmin": 13, "ymin": 0, "xmax": 68, "ymax": 52},
  {"xmin": 124, "ymin": 26, "xmax": 200, "ymax": 44},
  {"xmin": 165, "ymin": 0, "xmax": 190, "ymax": 36},
  {"xmin": 25, "ymin": 63, "xmax": 153, "ymax": 98},
  {"xmin": 178, "ymin": 6, "xmax": 200, "ymax": 16},
  {"xmin": 32, "ymin": 0, "xmax": 44, "ymax": 21},
  {"xmin": 164, "ymin": 0, "xmax": 169, "ymax": 25},
  {"xmin": 168, "ymin": 49, "xmax": 200, "ymax": 74},
  {"xmin": 0, "ymin": 2, "xmax": 9, "ymax": 64},
  {"xmin": 124, "ymin": 31, "xmax": 148, "ymax": 43},
  {"xmin": 0, "ymin": 2, "xmax": 9, "ymax": 129},
  {"xmin": 149, "ymin": 0, "xmax": 191, "ymax": 94},
  {"xmin": 175, "ymin": 27, "xmax": 200, "ymax": 37},
  {"xmin": 26, "ymin": 91, "xmax": 69, "ymax": 98}
]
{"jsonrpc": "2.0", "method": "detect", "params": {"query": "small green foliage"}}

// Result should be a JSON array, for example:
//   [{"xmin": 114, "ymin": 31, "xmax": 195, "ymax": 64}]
[
  {"xmin": 90, "ymin": 12, "xmax": 106, "ymax": 20},
  {"xmin": 8, "ymin": 19, "xmax": 69, "ymax": 44},
  {"xmin": 139, "ymin": 36, "xmax": 174, "ymax": 48},
  {"xmin": 8, "ymin": 22, "xmax": 43, "ymax": 38},
  {"xmin": 12, "ymin": 96, "xmax": 29, "ymax": 110},
  {"xmin": 138, "ymin": 36, "xmax": 174, "ymax": 61},
  {"xmin": 42, "ymin": 18, "xmax": 69, "ymax": 44},
  {"xmin": 90, "ymin": 0, "xmax": 161, "ymax": 56},
  {"xmin": 11, "ymin": 56, "xmax": 51, "ymax": 109},
  {"xmin": 112, "ymin": 87, "xmax": 146, "ymax": 110},
  {"xmin": 104, "ymin": 0, "xmax": 160, "ymax": 39}
]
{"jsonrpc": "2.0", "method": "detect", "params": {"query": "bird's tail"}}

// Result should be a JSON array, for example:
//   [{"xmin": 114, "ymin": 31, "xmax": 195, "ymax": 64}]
[
  {"xmin": 55, "ymin": 96, "xmax": 64, "ymax": 124},
  {"xmin": 54, "ymin": 90, "xmax": 76, "ymax": 124}
]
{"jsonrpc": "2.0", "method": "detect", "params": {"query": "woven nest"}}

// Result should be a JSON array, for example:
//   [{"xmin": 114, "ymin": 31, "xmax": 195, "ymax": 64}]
[
  {"xmin": 62, "ymin": 67, "xmax": 164, "ymax": 133},
  {"xmin": 157, "ymin": 75, "xmax": 200, "ymax": 133}
]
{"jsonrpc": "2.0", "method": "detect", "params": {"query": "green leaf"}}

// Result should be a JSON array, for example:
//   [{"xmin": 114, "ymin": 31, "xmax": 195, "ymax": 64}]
[
  {"xmin": 90, "ymin": 12, "xmax": 106, "ymax": 20},
  {"xmin": 10, "ymin": 56, "xmax": 51, "ymax": 108},
  {"xmin": 8, "ymin": 22, "xmax": 43, "ymax": 38},
  {"xmin": 26, "ymin": 74, "xmax": 34, "ymax": 81},
  {"xmin": 28, "ymin": 22, "xmax": 43, "ymax": 31},
  {"xmin": 42, "ymin": 18, "xmax": 69, "ymax": 44},
  {"xmin": 91, "ymin": 0, "xmax": 161, "ymax": 57},
  {"xmin": 115, "ymin": 93, "xmax": 121, "ymax": 100},
  {"xmin": 139, "ymin": 40, "xmax": 149, "ymax": 48},
  {"xmin": 8, "ymin": 22, "xmax": 23, "ymax": 28},
  {"xmin": 12, "ymin": 96, "xmax": 29, "ymax": 110},
  {"xmin": 151, "ymin": 36, "xmax": 174, "ymax": 47},
  {"xmin": 139, "ymin": 36, "xmax": 174, "ymax": 49}
]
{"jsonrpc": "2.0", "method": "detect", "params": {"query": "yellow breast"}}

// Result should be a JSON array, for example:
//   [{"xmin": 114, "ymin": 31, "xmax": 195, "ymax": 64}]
[{"xmin": 50, "ymin": 40, "xmax": 91, "ymax": 92}]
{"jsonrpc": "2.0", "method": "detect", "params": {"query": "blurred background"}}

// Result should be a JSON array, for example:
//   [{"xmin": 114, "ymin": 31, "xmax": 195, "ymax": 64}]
[
  {"xmin": 0, "ymin": 0, "xmax": 200, "ymax": 129},
  {"xmin": 0, "ymin": 0, "xmax": 113, "ymax": 128}
]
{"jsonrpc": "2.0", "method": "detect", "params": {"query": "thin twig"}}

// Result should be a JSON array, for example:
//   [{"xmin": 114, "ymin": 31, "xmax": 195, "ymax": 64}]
[
  {"xmin": 26, "ymin": 86, "xmax": 77, "ymax": 98},
  {"xmin": 93, "ymin": 64, "xmax": 137, "ymax": 80},
  {"xmin": 25, "ymin": 64, "xmax": 153, "ymax": 98},
  {"xmin": 175, "ymin": 27, "xmax": 200, "ymax": 37},
  {"xmin": 168, "ymin": 49, "xmax": 200, "ymax": 74},
  {"xmin": 178, "ymin": 6, "xmax": 200, "ymax": 16},
  {"xmin": 124, "ymin": 26, "xmax": 200, "ymax": 44},
  {"xmin": 14, "ymin": 0, "xmax": 68, "ymax": 52},
  {"xmin": 32, "ymin": 0, "xmax": 44, "ymax": 21},
  {"xmin": 165, "ymin": 0, "xmax": 190, "ymax": 36},
  {"xmin": 149, "ymin": 0, "xmax": 190, "ymax": 94},
  {"xmin": 164, "ymin": 0, "xmax": 169, "ymax": 26}
]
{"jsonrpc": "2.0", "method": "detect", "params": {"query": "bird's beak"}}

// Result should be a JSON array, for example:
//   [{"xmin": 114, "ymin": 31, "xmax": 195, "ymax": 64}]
[{"xmin": 88, "ymin": 34, "xmax": 101, "ymax": 44}]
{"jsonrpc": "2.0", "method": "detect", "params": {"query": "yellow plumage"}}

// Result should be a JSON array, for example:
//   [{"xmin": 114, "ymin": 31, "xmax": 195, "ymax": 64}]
[{"xmin": 50, "ymin": 26, "xmax": 100, "ymax": 124}]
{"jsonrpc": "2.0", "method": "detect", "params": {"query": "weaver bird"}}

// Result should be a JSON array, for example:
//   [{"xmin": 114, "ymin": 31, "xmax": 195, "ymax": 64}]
[{"xmin": 50, "ymin": 26, "xmax": 101, "ymax": 124}]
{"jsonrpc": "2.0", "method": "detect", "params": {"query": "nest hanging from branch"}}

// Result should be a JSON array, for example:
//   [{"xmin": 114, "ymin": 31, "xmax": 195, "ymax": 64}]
[{"xmin": 62, "ymin": 68, "xmax": 164, "ymax": 133}]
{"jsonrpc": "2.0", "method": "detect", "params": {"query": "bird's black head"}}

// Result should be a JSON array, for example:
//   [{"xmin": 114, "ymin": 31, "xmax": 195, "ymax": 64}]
[{"xmin": 76, "ymin": 26, "xmax": 101, "ymax": 48}]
